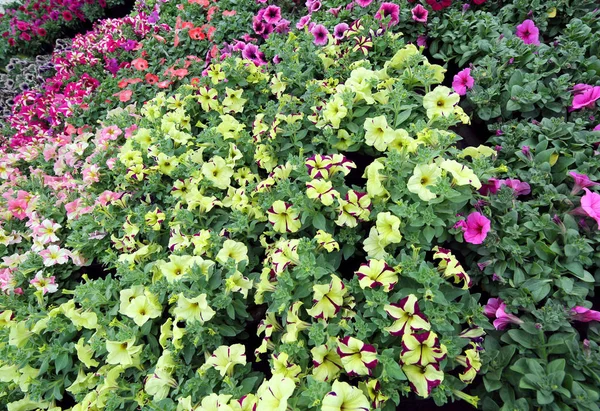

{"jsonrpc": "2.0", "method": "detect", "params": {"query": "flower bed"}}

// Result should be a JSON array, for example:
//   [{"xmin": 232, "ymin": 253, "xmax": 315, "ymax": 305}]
[{"xmin": 0, "ymin": 1, "xmax": 599, "ymax": 410}]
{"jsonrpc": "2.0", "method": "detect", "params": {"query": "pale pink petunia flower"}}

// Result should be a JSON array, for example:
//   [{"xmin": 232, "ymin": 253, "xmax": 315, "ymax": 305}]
[
  {"xmin": 411, "ymin": 4, "xmax": 428, "ymax": 23},
  {"xmin": 570, "ymin": 172, "xmax": 599, "ymax": 195},
  {"xmin": 581, "ymin": 188, "xmax": 600, "ymax": 229},
  {"xmin": 34, "ymin": 219, "xmax": 61, "ymax": 244},
  {"xmin": 452, "ymin": 68, "xmax": 474, "ymax": 95},
  {"xmin": 39, "ymin": 245, "xmax": 70, "ymax": 267},
  {"xmin": 463, "ymin": 212, "xmax": 491, "ymax": 244},
  {"xmin": 516, "ymin": 19, "xmax": 540, "ymax": 45},
  {"xmin": 30, "ymin": 271, "xmax": 58, "ymax": 294}
]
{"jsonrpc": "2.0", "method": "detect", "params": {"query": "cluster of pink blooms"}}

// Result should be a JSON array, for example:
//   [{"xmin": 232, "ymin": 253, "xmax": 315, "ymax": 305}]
[
  {"xmin": 252, "ymin": 5, "xmax": 289, "ymax": 39},
  {"xmin": 2, "ymin": 0, "xmax": 107, "ymax": 45},
  {"xmin": 455, "ymin": 212, "xmax": 491, "ymax": 245},
  {"xmin": 479, "ymin": 177, "xmax": 531, "ymax": 197}
]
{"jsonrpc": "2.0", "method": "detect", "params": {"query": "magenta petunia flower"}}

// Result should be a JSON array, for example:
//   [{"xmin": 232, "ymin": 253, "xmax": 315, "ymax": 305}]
[
  {"xmin": 572, "ymin": 86, "xmax": 600, "ymax": 110},
  {"xmin": 452, "ymin": 68, "xmax": 474, "ymax": 95},
  {"xmin": 375, "ymin": 3, "xmax": 400, "ymax": 27},
  {"xmin": 242, "ymin": 43, "xmax": 259, "ymax": 61},
  {"xmin": 355, "ymin": 0, "xmax": 373, "ymax": 7},
  {"xmin": 463, "ymin": 212, "xmax": 491, "ymax": 244},
  {"xmin": 493, "ymin": 303, "xmax": 524, "ymax": 330},
  {"xmin": 594, "ymin": 124, "xmax": 600, "ymax": 131},
  {"xmin": 296, "ymin": 14, "xmax": 311, "ymax": 30},
  {"xmin": 571, "ymin": 306, "xmax": 600, "ymax": 322},
  {"xmin": 417, "ymin": 35, "xmax": 428, "ymax": 47},
  {"xmin": 570, "ymin": 172, "xmax": 599, "ymax": 195},
  {"xmin": 501, "ymin": 178, "xmax": 531, "ymax": 196},
  {"xmin": 333, "ymin": 22, "xmax": 349, "ymax": 39},
  {"xmin": 411, "ymin": 4, "xmax": 428, "ymax": 23},
  {"xmin": 263, "ymin": 5, "xmax": 281, "ymax": 24},
  {"xmin": 516, "ymin": 19, "xmax": 540, "ymax": 45},
  {"xmin": 311, "ymin": 24, "xmax": 329, "ymax": 46},
  {"xmin": 581, "ymin": 188, "xmax": 600, "ymax": 229},
  {"xmin": 426, "ymin": 0, "xmax": 451, "ymax": 11}
]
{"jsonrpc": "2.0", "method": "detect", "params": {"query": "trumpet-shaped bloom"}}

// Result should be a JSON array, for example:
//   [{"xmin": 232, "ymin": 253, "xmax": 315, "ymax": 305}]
[
  {"xmin": 423, "ymin": 86, "xmax": 460, "ymax": 119},
  {"xmin": 106, "ymin": 338, "xmax": 143, "ymax": 366},
  {"xmin": 401, "ymin": 331, "xmax": 447, "ymax": 366},
  {"xmin": 456, "ymin": 346, "xmax": 482, "ymax": 384},
  {"xmin": 322, "ymin": 97, "xmax": 348, "ymax": 129},
  {"xmin": 572, "ymin": 86, "xmax": 600, "ymax": 110},
  {"xmin": 569, "ymin": 172, "xmax": 599, "ymax": 194},
  {"xmin": 432, "ymin": 246, "xmax": 472, "ymax": 289},
  {"xmin": 337, "ymin": 336, "xmax": 378, "ymax": 376},
  {"xmin": 375, "ymin": 212, "xmax": 402, "ymax": 244},
  {"xmin": 173, "ymin": 293, "xmax": 215, "ymax": 324},
  {"xmin": 202, "ymin": 156, "xmax": 234, "ymax": 190},
  {"xmin": 411, "ymin": 4, "xmax": 428, "ymax": 23},
  {"xmin": 315, "ymin": 230, "xmax": 340, "ymax": 253},
  {"xmin": 282, "ymin": 302, "xmax": 310, "ymax": 343},
  {"xmin": 121, "ymin": 294, "xmax": 162, "ymax": 326},
  {"xmin": 581, "ymin": 188, "xmax": 600, "ymax": 229},
  {"xmin": 29, "ymin": 272, "xmax": 58, "ymax": 294},
  {"xmin": 216, "ymin": 240, "xmax": 248, "ymax": 265},
  {"xmin": 256, "ymin": 376, "xmax": 296, "ymax": 411},
  {"xmin": 195, "ymin": 393, "xmax": 235, "ymax": 411},
  {"xmin": 306, "ymin": 179, "xmax": 338, "ymax": 206},
  {"xmin": 206, "ymin": 344, "xmax": 247, "ymax": 377},
  {"xmin": 384, "ymin": 295, "xmax": 431, "ymax": 336},
  {"xmin": 407, "ymin": 164, "xmax": 442, "ymax": 201},
  {"xmin": 483, "ymin": 298, "xmax": 523, "ymax": 330},
  {"xmin": 440, "ymin": 159, "xmax": 481, "ymax": 189},
  {"xmin": 462, "ymin": 212, "xmax": 491, "ymax": 244},
  {"xmin": 516, "ymin": 19, "xmax": 540, "ymax": 45},
  {"xmin": 364, "ymin": 116, "xmax": 395, "ymax": 151},
  {"xmin": 403, "ymin": 363, "xmax": 444, "ymax": 398},
  {"xmin": 452, "ymin": 68, "xmax": 474, "ymax": 96},
  {"xmin": 375, "ymin": 3, "xmax": 400, "ymax": 27},
  {"xmin": 268, "ymin": 201, "xmax": 302, "ymax": 233},
  {"xmin": 355, "ymin": 259, "xmax": 398, "ymax": 292},
  {"xmin": 311, "ymin": 343, "xmax": 343, "ymax": 381},
  {"xmin": 570, "ymin": 306, "xmax": 600, "ymax": 322},
  {"xmin": 311, "ymin": 24, "xmax": 329, "ymax": 46},
  {"xmin": 306, "ymin": 275, "xmax": 347, "ymax": 320},
  {"xmin": 321, "ymin": 380, "xmax": 370, "ymax": 411}
]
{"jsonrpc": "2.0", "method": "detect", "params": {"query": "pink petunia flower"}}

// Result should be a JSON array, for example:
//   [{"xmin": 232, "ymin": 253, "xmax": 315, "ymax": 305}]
[
  {"xmin": 39, "ymin": 245, "xmax": 70, "ymax": 267},
  {"xmin": 571, "ymin": 306, "xmax": 600, "ymax": 322},
  {"xmin": 493, "ymin": 303, "xmax": 524, "ymax": 330},
  {"xmin": 355, "ymin": 0, "xmax": 373, "ymax": 7},
  {"xmin": 263, "ymin": 5, "xmax": 281, "ymax": 24},
  {"xmin": 333, "ymin": 23, "xmax": 349, "ymax": 39},
  {"xmin": 516, "ymin": 19, "xmax": 540, "ymax": 45},
  {"xmin": 30, "ymin": 271, "xmax": 58, "ymax": 294},
  {"xmin": 411, "ymin": 4, "xmax": 428, "ymax": 23},
  {"xmin": 311, "ymin": 24, "xmax": 329, "ymax": 46},
  {"xmin": 501, "ymin": 178, "xmax": 531, "ymax": 196},
  {"xmin": 581, "ymin": 188, "xmax": 600, "ymax": 229},
  {"xmin": 296, "ymin": 15, "xmax": 311, "ymax": 30},
  {"xmin": 462, "ymin": 212, "xmax": 491, "ymax": 244},
  {"xmin": 570, "ymin": 172, "xmax": 599, "ymax": 195},
  {"xmin": 572, "ymin": 86, "xmax": 600, "ymax": 110},
  {"xmin": 452, "ymin": 68, "xmax": 474, "ymax": 95},
  {"xmin": 375, "ymin": 3, "xmax": 400, "ymax": 27}
]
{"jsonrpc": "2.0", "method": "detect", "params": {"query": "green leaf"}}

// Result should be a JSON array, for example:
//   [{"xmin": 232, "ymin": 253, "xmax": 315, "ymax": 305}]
[
  {"xmin": 506, "ymin": 100, "xmax": 521, "ymax": 111},
  {"xmin": 312, "ymin": 213, "xmax": 327, "ymax": 231},
  {"xmin": 423, "ymin": 226, "xmax": 435, "ymax": 243},
  {"xmin": 55, "ymin": 353, "xmax": 70, "ymax": 374},
  {"xmin": 394, "ymin": 110, "xmax": 411, "ymax": 127}
]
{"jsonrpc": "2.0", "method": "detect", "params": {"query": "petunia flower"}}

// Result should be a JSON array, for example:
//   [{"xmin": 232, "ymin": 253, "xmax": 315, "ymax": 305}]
[
  {"xmin": 452, "ymin": 68, "xmax": 474, "ymax": 95},
  {"xmin": 321, "ymin": 380, "xmax": 370, "ymax": 411},
  {"xmin": 407, "ymin": 163, "xmax": 442, "ymax": 201},
  {"xmin": 440, "ymin": 159, "xmax": 481, "ymax": 189},
  {"xmin": 195, "ymin": 393, "xmax": 234, "ymax": 411},
  {"xmin": 403, "ymin": 363, "xmax": 444, "ymax": 398},
  {"xmin": 384, "ymin": 294, "xmax": 431, "ymax": 336},
  {"xmin": 363, "ymin": 115, "xmax": 395, "ymax": 151},
  {"xmin": 173, "ymin": 293, "xmax": 216, "ymax": 324},
  {"xmin": 401, "ymin": 331, "xmax": 447, "ymax": 366},
  {"xmin": 271, "ymin": 352, "xmax": 302, "ymax": 381},
  {"xmin": 268, "ymin": 201, "xmax": 302, "ymax": 233},
  {"xmin": 570, "ymin": 172, "xmax": 599, "ymax": 195},
  {"xmin": 515, "ymin": 19, "xmax": 540, "ymax": 45},
  {"xmin": 375, "ymin": 3, "xmax": 400, "ymax": 27},
  {"xmin": 426, "ymin": 0, "xmax": 451, "ymax": 11},
  {"xmin": 462, "ymin": 212, "xmax": 491, "ymax": 244},
  {"xmin": 337, "ymin": 336, "xmax": 378, "ymax": 376},
  {"xmin": 572, "ymin": 86, "xmax": 600, "ymax": 110},
  {"xmin": 106, "ymin": 338, "xmax": 143, "ymax": 366},
  {"xmin": 255, "ymin": 376, "xmax": 295, "ymax": 411},
  {"xmin": 281, "ymin": 302, "xmax": 310, "ymax": 343},
  {"xmin": 311, "ymin": 24, "xmax": 329, "ymax": 46},
  {"xmin": 355, "ymin": 0, "xmax": 373, "ymax": 7},
  {"xmin": 263, "ymin": 5, "xmax": 281, "ymax": 24},
  {"xmin": 333, "ymin": 23, "xmax": 349, "ymax": 39},
  {"xmin": 423, "ymin": 86, "xmax": 460, "ymax": 119},
  {"xmin": 306, "ymin": 275, "xmax": 347, "ymax": 320},
  {"xmin": 206, "ymin": 344, "xmax": 247, "ymax": 377},
  {"xmin": 355, "ymin": 259, "xmax": 398, "ymax": 291},
  {"xmin": 39, "ymin": 245, "xmax": 70, "ymax": 266},
  {"xmin": 570, "ymin": 306, "xmax": 600, "ymax": 322},
  {"xmin": 484, "ymin": 298, "xmax": 523, "ymax": 330},
  {"xmin": 29, "ymin": 271, "xmax": 58, "ymax": 294},
  {"xmin": 432, "ymin": 246, "xmax": 472, "ymax": 289},
  {"xmin": 580, "ymin": 188, "xmax": 600, "ymax": 229},
  {"xmin": 306, "ymin": 179, "xmax": 338, "ymax": 206},
  {"xmin": 312, "ymin": 342, "xmax": 344, "ymax": 381},
  {"xmin": 411, "ymin": 4, "xmax": 428, "ymax": 23},
  {"xmin": 121, "ymin": 294, "xmax": 162, "ymax": 326},
  {"xmin": 456, "ymin": 345, "xmax": 482, "ymax": 384},
  {"xmin": 375, "ymin": 212, "xmax": 402, "ymax": 244}
]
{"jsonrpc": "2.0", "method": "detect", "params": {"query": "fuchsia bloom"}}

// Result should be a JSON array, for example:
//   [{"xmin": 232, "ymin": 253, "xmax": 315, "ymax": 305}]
[
  {"xmin": 462, "ymin": 212, "xmax": 491, "ymax": 244},
  {"xmin": 426, "ymin": 0, "xmax": 451, "ymax": 11},
  {"xmin": 571, "ymin": 86, "xmax": 600, "ymax": 110},
  {"xmin": 263, "ymin": 5, "xmax": 281, "ymax": 24},
  {"xmin": 516, "ymin": 19, "xmax": 540, "ymax": 45},
  {"xmin": 333, "ymin": 23, "xmax": 349, "ymax": 39},
  {"xmin": 452, "ymin": 68, "xmax": 474, "ymax": 95},
  {"xmin": 411, "ymin": 4, "xmax": 428, "ymax": 23},
  {"xmin": 501, "ymin": 178, "xmax": 531, "ymax": 196},
  {"xmin": 311, "ymin": 24, "xmax": 329, "ymax": 46},
  {"xmin": 580, "ymin": 188, "xmax": 600, "ymax": 229},
  {"xmin": 355, "ymin": 0, "xmax": 374, "ymax": 7},
  {"xmin": 570, "ymin": 172, "xmax": 599, "ymax": 194},
  {"xmin": 375, "ymin": 3, "xmax": 400, "ymax": 27},
  {"xmin": 571, "ymin": 306, "xmax": 600, "ymax": 322},
  {"xmin": 7, "ymin": 199, "xmax": 29, "ymax": 220},
  {"xmin": 484, "ymin": 298, "xmax": 523, "ymax": 330}
]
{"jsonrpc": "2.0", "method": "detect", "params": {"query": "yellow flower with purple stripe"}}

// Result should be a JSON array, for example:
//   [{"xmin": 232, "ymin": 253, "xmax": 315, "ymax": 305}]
[
  {"xmin": 337, "ymin": 336, "xmax": 378, "ymax": 377},
  {"xmin": 267, "ymin": 200, "xmax": 301, "ymax": 233},
  {"xmin": 384, "ymin": 294, "xmax": 431, "ymax": 336},
  {"xmin": 355, "ymin": 259, "xmax": 398, "ymax": 292},
  {"xmin": 402, "ymin": 363, "xmax": 444, "ymax": 398},
  {"xmin": 400, "ymin": 331, "xmax": 447, "ymax": 366}
]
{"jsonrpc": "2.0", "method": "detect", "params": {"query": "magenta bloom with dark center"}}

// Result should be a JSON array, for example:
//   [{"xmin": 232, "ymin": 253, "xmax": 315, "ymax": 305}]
[
  {"xmin": 296, "ymin": 14, "xmax": 311, "ymax": 30},
  {"xmin": 355, "ymin": 0, "xmax": 373, "ymax": 7},
  {"xmin": 516, "ymin": 19, "xmax": 540, "ymax": 45},
  {"xmin": 311, "ymin": 24, "xmax": 329, "ymax": 46},
  {"xmin": 572, "ymin": 86, "xmax": 600, "ymax": 110},
  {"xmin": 263, "ymin": 5, "xmax": 281, "ymax": 24},
  {"xmin": 242, "ymin": 43, "xmax": 259, "ymax": 61},
  {"xmin": 375, "ymin": 3, "xmax": 400, "ymax": 27},
  {"xmin": 452, "ymin": 67, "xmax": 474, "ymax": 95},
  {"xmin": 411, "ymin": 4, "xmax": 428, "ymax": 23},
  {"xmin": 463, "ymin": 212, "xmax": 491, "ymax": 244},
  {"xmin": 333, "ymin": 22, "xmax": 349, "ymax": 39}
]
